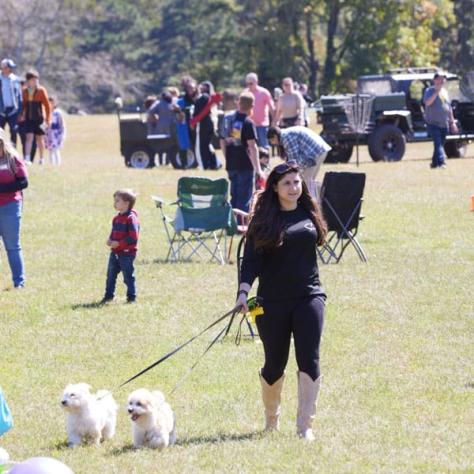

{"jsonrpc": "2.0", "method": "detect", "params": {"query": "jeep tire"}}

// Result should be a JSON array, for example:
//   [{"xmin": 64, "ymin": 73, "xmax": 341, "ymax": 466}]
[
  {"xmin": 444, "ymin": 140, "xmax": 467, "ymax": 159},
  {"xmin": 324, "ymin": 144, "xmax": 353, "ymax": 163},
  {"xmin": 125, "ymin": 147, "xmax": 155, "ymax": 168},
  {"xmin": 368, "ymin": 124, "xmax": 406, "ymax": 162}
]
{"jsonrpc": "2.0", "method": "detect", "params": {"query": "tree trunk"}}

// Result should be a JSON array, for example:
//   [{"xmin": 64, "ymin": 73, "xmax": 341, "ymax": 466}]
[
  {"xmin": 321, "ymin": 0, "xmax": 340, "ymax": 94},
  {"xmin": 305, "ymin": 12, "xmax": 319, "ymax": 98}
]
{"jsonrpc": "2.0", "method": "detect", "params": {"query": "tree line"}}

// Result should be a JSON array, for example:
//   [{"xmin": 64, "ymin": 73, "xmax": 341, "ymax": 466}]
[{"xmin": 1, "ymin": 0, "xmax": 472, "ymax": 112}]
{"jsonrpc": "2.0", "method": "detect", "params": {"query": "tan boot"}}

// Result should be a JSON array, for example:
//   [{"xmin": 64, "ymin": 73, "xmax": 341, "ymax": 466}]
[
  {"xmin": 260, "ymin": 373, "xmax": 285, "ymax": 431},
  {"xmin": 296, "ymin": 371, "xmax": 322, "ymax": 441}
]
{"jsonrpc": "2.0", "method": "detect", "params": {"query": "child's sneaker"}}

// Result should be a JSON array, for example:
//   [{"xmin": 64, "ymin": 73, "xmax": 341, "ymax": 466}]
[{"xmin": 126, "ymin": 297, "xmax": 136, "ymax": 304}]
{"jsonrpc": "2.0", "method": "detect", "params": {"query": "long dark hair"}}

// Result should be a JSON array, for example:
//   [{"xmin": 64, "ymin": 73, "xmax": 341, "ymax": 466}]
[{"xmin": 247, "ymin": 164, "xmax": 327, "ymax": 251}]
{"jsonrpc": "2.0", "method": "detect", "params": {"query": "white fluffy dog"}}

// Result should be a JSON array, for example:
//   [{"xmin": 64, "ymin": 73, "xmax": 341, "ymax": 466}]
[
  {"xmin": 127, "ymin": 388, "xmax": 176, "ymax": 450},
  {"xmin": 60, "ymin": 383, "xmax": 118, "ymax": 447}
]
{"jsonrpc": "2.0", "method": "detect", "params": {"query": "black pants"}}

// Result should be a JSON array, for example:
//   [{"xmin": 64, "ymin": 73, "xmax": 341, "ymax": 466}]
[
  {"xmin": 196, "ymin": 122, "xmax": 218, "ymax": 169},
  {"xmin": 256, "ymin": 296, "xmax": 325, "ymax": 385},
  {"xmin": 0, "ymin": 113, "xmax": 18, "ymax": 145}
]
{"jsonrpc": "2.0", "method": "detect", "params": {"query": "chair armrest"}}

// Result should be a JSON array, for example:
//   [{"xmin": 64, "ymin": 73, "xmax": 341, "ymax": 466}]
[
  {"xmin": 151, "ymin": 195, "xmax": 165, "ymax": 208},
  {"xmin": 151, "ymin": 195, "xmax": 178, "ymax": 208}
]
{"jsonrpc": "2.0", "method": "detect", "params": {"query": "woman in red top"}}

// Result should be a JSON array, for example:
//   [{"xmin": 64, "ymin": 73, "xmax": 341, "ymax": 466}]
[
  {"xmin": 18, "ymin": 70, "xmax": 51, "ymax": 165},
  {"xmin": 0, "ymin": 129, "xmax": 28, "ymax": 288}
]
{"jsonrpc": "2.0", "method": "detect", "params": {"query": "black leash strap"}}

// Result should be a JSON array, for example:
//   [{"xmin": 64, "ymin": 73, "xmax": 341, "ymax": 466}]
[
  {"xmin": 115, "ymin": 305, "xmax": 241, "ymax": 391},
  {"xmin": 170, "ymin": 315, "xmax": 233, "ymax": 395}
]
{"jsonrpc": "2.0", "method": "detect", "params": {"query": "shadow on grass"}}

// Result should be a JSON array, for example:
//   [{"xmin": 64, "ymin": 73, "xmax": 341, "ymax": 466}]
[
  {"xmin": 107, "ymin": 431, "xmax": 263, "ymax": 456},
  {"xmin": 175, "ymin": 430, "xmax": 263, "ymax": 446},
  {"xmin": 109, "ymin": 444, "xmax": 136, "ymax": 455},
  {"xmin": 52, "ymin": 440, "xmax": 71, "ymax": 450},
  {"xmin": 71, "ymin": 301, "xmax": 107, "ymax": 310}
]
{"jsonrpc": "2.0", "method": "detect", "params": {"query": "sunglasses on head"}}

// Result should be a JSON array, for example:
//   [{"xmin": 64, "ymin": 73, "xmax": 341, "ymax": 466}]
[{"xmin": 274, "ymin": 160, "xmax": 299, "ymax": 174}]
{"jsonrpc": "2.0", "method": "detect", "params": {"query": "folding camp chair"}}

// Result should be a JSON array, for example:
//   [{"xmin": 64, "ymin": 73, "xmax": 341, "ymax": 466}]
[
  {"xmin": 152, "ymin": 177, "xmax": 237, "ymax": 264},
  {"xmin": 318, "ymin": 171, "xmax": 367, "ymax": 263}
]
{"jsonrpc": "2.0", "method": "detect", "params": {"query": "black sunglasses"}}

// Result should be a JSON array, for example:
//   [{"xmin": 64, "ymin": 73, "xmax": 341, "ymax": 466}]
[{"xmin": 274, "ymin": 160, "xmax": 299, "ymax": 174}]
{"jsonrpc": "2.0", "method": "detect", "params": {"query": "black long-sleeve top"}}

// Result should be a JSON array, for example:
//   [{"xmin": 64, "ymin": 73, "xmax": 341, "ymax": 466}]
[{"xmin": 240, "ymin": 205, "xmax": 325, "ymax": 301}]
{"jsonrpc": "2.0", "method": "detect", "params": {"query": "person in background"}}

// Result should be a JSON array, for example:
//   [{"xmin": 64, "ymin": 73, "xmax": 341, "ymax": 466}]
[
  {"xmin": 267, "ymin": 126, "xmax": 331, "ymax": 199},
  {"xmin": 0, "ymin": 129, "xmax": 28, "ymax": 289},
  {"xmin": 192, "ymin": 81, "xmax": 221, "ymax": 170},
  {"xmin": 255, "ymin": 146, "xmax": 270, "ymax": 191},
  {"xmin": 167, "ymin": 87, "xmax": 180, "ymax": 101},
  {"xmin": 219, "ymin": 92, "xmax": 263, "ymax": 212},
  {"xmin": 44, "ymin": 96, "xmax": 66, "ymax": 166},
  {"xmin": 147, "ymin": 91, "xmax": 179, "ymax": 167},
  {"xmin": 0, "ymin": 59, "xmax": 22, "ymax": 145},
  {"xmin": 18, "ymin": 70, "xmax": 51, "ymax": 165},
  {"xmin": 236, "ymin": 161, "xmax": 327, "ymax": 441},
  {"xmin": 18, "ymin": 79, "xmax": 36, "ymax": 163},
  {"xmin": 222, "ymin": 90, "xmax": 238, "ymax": 112},
  {"xmin": 245, "ymin": 73, "xmax": 275, "ymax": 150},
  {"xmin": 176, "ymin": 76, "xmax": 199, "ymax": 169},
  {"xmin": 423, "ymin": 71, "xmax": 459, "ymax": 169},
  {"xmin": 273, "ymin": 77, "xmax": 305, "ymax": 128},
  {"xmin": 299, "ymin": 83, "xmax": 313, "ymax": 127}
]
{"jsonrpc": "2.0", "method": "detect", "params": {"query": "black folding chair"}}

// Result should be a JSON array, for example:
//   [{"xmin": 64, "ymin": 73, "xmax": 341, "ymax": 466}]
[{"xmin": 318, "ymin": 171, "xmax": 367, "ymax": 264}]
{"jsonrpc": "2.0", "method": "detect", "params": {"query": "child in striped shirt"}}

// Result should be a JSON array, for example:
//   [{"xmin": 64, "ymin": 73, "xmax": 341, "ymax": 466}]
[{"xmin": 102, "ymin": 189, "xmax": 140, "ymax": 304}]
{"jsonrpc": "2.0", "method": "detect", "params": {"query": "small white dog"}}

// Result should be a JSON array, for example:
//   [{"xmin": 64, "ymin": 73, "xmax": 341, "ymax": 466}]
[
  {"xmin": 60, "ymin": 383, "xmax": 118, "ymax": 447},
  {"xmin": 127, "ymin": 388, "xmax": 176, "ymax": 450}
]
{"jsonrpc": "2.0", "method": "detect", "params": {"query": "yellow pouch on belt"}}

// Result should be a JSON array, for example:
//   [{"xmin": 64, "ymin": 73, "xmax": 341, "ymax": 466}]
[{"xmin": 246, "ymin": 296, "xmax": 264, "ymax": 324}]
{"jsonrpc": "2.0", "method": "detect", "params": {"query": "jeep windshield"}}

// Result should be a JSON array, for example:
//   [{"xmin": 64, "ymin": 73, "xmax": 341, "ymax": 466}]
[
  {"xmin": 445, "ymin": 78, "xmax": 470, "ymax": 102},
  {"xmin": 358, "ymin": 78, "xmax": 392, "ymax": 95}
]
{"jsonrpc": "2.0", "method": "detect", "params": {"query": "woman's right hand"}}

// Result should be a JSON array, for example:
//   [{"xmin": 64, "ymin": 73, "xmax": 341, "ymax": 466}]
[{"xmin": 236, "ymin": 293, "xmax": 249, "ymax": 313}]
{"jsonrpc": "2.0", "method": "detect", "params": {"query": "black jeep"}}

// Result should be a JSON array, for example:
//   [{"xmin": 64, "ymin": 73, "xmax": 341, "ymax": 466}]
[{"xmin": 319, "ymin": 67, "xmax": 474, "ymax": 163}]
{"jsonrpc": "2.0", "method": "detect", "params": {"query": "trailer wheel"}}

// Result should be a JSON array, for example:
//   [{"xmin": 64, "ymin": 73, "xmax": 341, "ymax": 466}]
[
  {"xmin": 324, "ymin": 144, "xmax": 353, "ymax": 163},
  {"xmin": 444, "ymin": 140, "xmax": 467, "ymax": 158},
  {"xmin": 368, "ymin": 124, "xmax": 406, "ymax": 162},
  {"xmin": 126, "ymin": 148, "xmax": 155, "ymax": 168}
]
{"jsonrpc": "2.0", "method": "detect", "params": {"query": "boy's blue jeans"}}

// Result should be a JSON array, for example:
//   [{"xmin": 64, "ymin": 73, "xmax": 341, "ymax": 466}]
[
  {"xmin": 104, "ymin": 253, "xmax": 136, "ymax": 301},
  {"xmin": 427, "ymin": 124, "xmax": 447, "ymax": 167},
  {"xmin": 0, "ymin": 200, "xmax": 25, "ymax": 287}
]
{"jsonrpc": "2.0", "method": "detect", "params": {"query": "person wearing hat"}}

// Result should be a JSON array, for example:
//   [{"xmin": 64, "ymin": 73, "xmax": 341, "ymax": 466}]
[
  {"xmin": 18, "ymin": 69, "xmax": 51, "ymax": 165},
  {"xmin": 423, "ymin": 72, "xmax": 459, "ymax": 169},
  {"xmin": 0, "ymin": 59, "xmax": 22, "ymax": 146}
]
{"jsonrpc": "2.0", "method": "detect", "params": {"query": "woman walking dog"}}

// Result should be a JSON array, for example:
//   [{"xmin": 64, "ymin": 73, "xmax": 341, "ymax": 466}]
[{"xmin": 236, "ymin": 160, "xmax": 327, "ymax": 441}]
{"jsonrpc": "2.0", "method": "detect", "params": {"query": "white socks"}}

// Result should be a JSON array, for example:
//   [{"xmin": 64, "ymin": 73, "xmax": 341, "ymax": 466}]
[{"xmin": 49, "ymin": 148, "xmax": 62, "ymax": 166}]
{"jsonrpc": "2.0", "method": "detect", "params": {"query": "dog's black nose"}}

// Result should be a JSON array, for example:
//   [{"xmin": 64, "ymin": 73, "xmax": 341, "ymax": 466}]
[
  {"xmin": 127, "ymin": 408, "xmax": 133, "ymax": 413},
  {"xmin": 61, "ymin": 400, "xmax": 67, "ymax": 405}
]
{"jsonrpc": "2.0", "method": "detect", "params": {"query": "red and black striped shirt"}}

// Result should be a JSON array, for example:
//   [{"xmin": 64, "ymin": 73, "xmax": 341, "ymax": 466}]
[{"xmin": 109, "ymin": 209, "xmax": 140, "ymax": 256}]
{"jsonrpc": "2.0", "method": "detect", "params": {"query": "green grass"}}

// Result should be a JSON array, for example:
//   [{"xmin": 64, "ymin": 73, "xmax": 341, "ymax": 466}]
[{"xmin": 1, "ymin": 115, "xmax": 473, "ymax": 473}]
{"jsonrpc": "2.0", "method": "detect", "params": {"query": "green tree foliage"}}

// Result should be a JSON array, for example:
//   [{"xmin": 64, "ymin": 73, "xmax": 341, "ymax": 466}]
[
  {"xmin": 0, "ymin": 0, "xmax": 466, "ymax": 111},
  {"xmin": 437, "ymin": 0, "xmax": 474, "ymax": 75}
]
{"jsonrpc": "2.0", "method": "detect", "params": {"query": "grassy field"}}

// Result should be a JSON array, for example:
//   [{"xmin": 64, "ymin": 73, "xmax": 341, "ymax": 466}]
[{"xmin": 1, "ymin": 115, "xmax": 473, "ymax": 473}]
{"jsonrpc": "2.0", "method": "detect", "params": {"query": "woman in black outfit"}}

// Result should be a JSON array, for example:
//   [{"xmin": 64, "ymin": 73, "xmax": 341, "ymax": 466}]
[{"xmin": 236, "ymin": 161, "xmax": 327, "ymax": 441}]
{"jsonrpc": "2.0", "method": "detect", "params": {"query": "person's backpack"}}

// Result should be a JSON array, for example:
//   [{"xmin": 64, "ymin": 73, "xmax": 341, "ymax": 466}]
[{"xmin": 0, "ymin": 388, "xmax": 12, "ymax": 437}]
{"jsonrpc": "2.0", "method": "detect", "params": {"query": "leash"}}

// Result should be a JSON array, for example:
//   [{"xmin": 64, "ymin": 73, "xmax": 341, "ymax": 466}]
[
  {"xmin": 99, "ymin": 305, "xmax": 242, "ymax": 399},
  {"xmin": 169, "ymin": 313, "xmax": 236, "ymax": 395}
]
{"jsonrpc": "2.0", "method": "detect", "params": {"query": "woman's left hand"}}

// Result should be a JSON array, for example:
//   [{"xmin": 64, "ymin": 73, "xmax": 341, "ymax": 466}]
[{"xmin": 236, "ymin": 293, "xmax": 249, "ymax": 313}]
